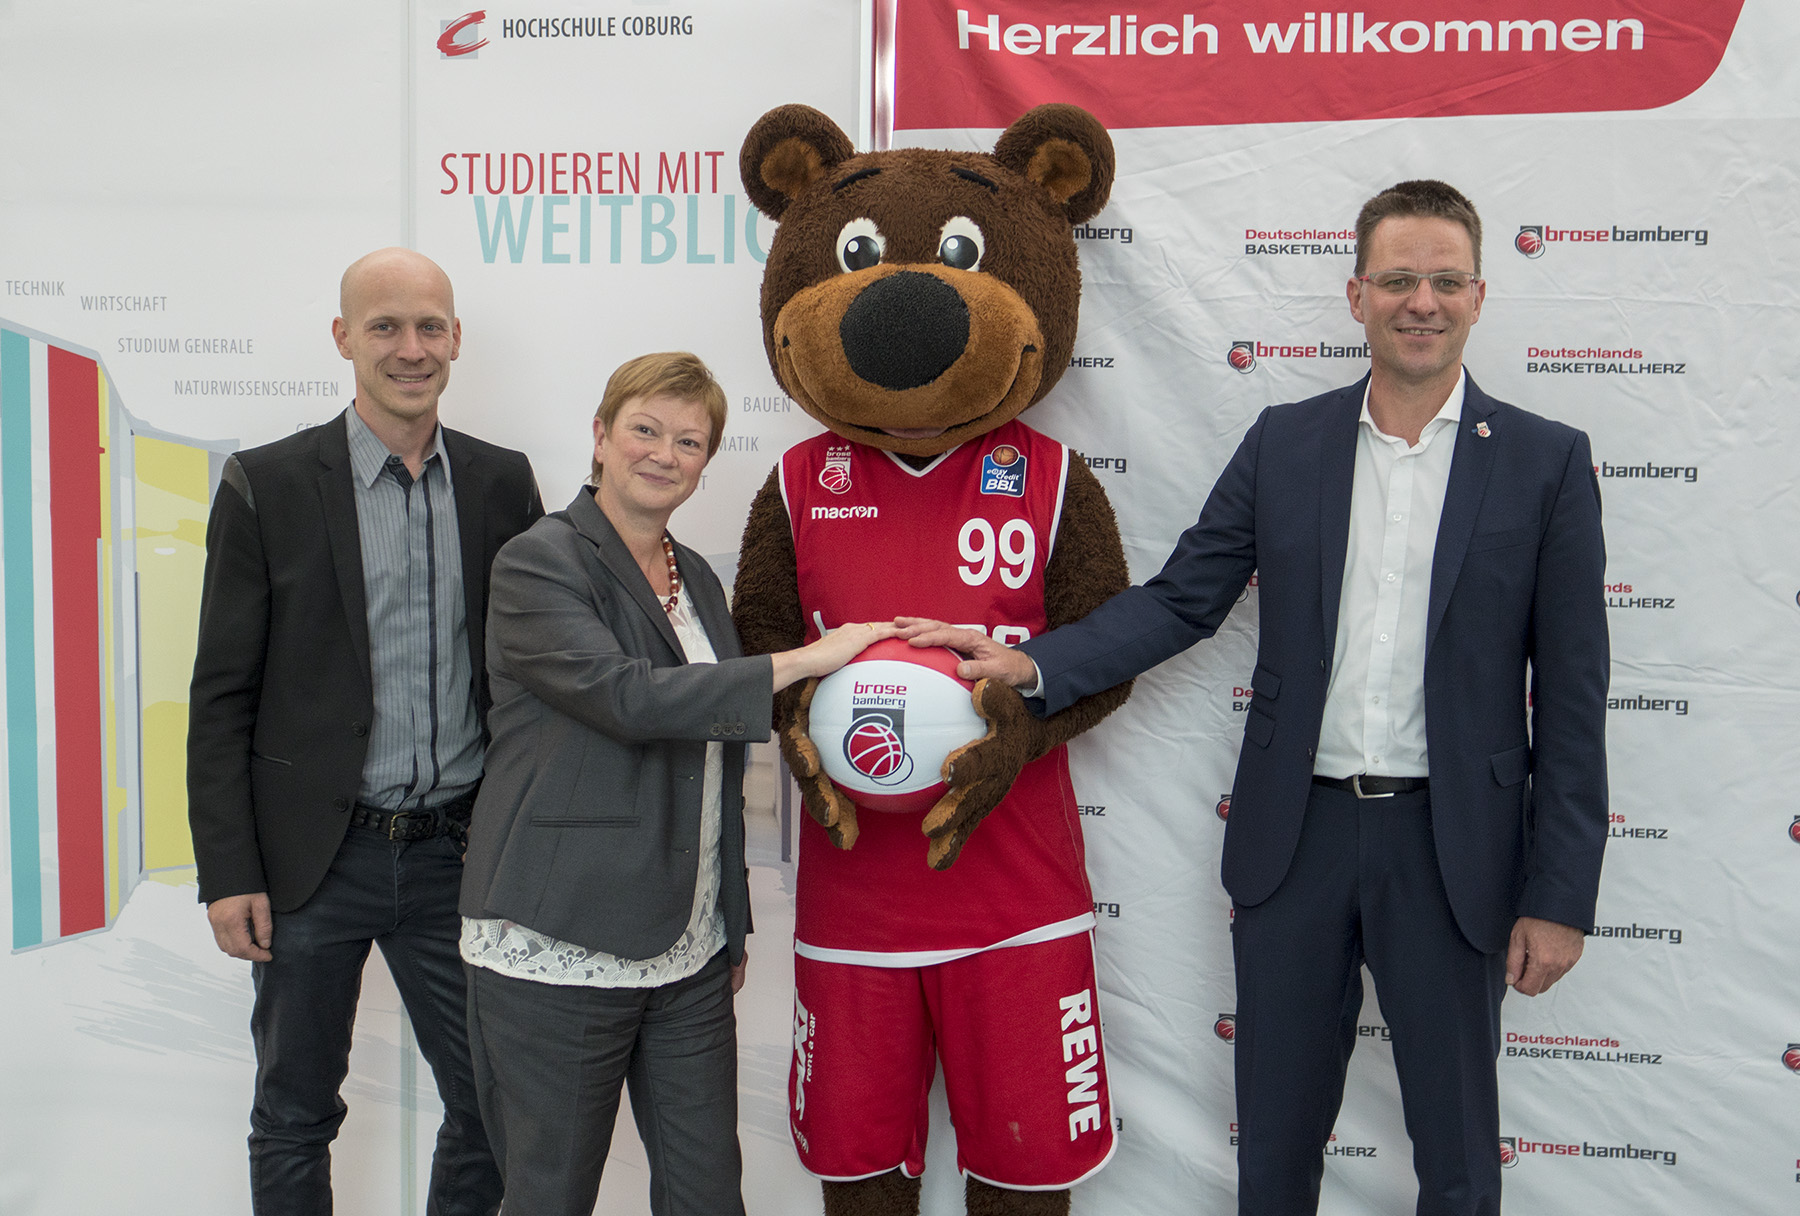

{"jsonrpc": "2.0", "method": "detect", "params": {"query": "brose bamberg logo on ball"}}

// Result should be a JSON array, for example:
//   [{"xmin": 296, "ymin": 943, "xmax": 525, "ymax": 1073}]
[
  {"xmin": 811, "ymin": 641, "xmax": 982, "ymax": 813},
  {"xmin": 843, "ymin": 697, "xmax": 914, "ymax": 788}
]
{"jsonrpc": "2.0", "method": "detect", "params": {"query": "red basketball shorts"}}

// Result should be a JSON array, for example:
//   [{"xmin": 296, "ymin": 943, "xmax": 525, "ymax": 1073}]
[{"xmin": 788, "ymin": 932, "xmax": 1116, "ymax": 1189}]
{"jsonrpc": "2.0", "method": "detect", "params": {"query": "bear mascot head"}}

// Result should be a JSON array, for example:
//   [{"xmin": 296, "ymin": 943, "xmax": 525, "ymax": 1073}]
[{"xmin": 740, "ymin": 102, "xmax": 1113, "ymax": 456}]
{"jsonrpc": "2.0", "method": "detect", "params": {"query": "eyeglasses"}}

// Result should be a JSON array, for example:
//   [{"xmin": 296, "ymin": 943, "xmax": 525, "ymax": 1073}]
[{"xmin": 1356, "ymin": 270, "xmax": 1481, "ymax": 297}]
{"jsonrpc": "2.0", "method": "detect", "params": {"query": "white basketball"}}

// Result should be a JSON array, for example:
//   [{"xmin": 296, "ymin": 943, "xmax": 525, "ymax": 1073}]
[{"xmin": 808, "ymin": 637, "xmax": 984, "ymax": 814}]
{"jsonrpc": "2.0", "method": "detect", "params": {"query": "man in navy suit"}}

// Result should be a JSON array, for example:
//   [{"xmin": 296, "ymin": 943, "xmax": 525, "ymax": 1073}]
[{"xmin": 903, "ymin": 180, "xmax": 1608, "ymax": 1215}]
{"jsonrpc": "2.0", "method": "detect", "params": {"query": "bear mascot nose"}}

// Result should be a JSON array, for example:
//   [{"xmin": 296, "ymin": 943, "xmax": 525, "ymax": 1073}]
[{"xmin": 838, "ymin": 271, "xmax": 970, "ymax": 390}]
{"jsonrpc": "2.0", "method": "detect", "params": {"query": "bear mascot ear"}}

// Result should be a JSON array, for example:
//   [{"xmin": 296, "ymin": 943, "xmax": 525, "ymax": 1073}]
[
  {"xmin": 739, "ymin": 104, "xmax": 857, "ymax": 221},
  {"xmin": 992, "ymin": 102, "xmax": 1115, "ymax": 226}
]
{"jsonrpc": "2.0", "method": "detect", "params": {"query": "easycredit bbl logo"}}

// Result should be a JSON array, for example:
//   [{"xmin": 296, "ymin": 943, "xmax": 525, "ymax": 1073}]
[
  {"xmin": 439, "ymin": 10, "xmax": 489, "ymax": 58},
  {"xmin": 1226, "ymin": 338, "xmax": 1369, "ymax": 373},
  {"xmin": 980, "ymin": 444, "xmax": 1027, "ymax": 497},
  {"xmin": 1516, "ymin": 221, "xmax": 1709, "ymax": 257}
]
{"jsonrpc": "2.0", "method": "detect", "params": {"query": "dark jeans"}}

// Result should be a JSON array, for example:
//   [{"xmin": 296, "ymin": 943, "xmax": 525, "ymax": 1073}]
[
  {"xmin": 466, "ymin": 950, "xmax": 745, "ymax": 1216},
  {"xmin": 248, "ymin": 827, "xmax": 501, "ymax": 1216}
]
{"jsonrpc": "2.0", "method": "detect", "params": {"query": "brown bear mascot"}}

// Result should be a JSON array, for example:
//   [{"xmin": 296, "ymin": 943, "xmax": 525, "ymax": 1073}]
[{"xmin": 731, "ymin": 103, "xmax": 1133, "ymax": 1216}]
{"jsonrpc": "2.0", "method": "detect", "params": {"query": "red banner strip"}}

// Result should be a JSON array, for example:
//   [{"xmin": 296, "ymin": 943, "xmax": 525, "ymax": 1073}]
[{"xmin": 887, "ymin": 1, "xmax": 1744, "ymax": 131}]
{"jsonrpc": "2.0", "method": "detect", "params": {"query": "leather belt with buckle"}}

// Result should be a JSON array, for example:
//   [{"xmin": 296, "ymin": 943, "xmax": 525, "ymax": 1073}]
[
  {"xmin": 1313, "ymin": 774, "xmax": 1429, "ymax": 800},
  {"xmin": 350, "ymin": 787, "xmax": 477, "ymax": 847},
  {"xmin": 351, "ymin": 804, "xmax": 447, "ymax": 841}
]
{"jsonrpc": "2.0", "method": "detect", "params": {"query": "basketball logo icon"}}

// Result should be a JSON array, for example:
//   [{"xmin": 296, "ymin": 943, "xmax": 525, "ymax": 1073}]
[
  {"xmin": 820, "ymin": 445, "xmax": 853, "ymax": 494},
  {"xmin": 1227, "ymin": 341, "xmax": 1256, "ymax": 373},
  {"xmin": 843, "ymin": 712, "xmax": 914, "ymax": 785},
  {"xmin": 1515, "ymin": 226, "xmax": 1545, "ymax": 258}
]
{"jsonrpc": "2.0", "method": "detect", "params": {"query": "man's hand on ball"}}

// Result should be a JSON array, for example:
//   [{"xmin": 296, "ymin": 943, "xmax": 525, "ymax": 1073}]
[{"xmin": 894, "ymin": 617, "xmax": 1039, "ymax": 688}]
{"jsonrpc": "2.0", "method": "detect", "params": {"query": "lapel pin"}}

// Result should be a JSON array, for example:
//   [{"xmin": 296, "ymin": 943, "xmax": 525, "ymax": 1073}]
[{"xmin": 1474, "ymin": 421, "xmax": 1491, "ymax": 438}]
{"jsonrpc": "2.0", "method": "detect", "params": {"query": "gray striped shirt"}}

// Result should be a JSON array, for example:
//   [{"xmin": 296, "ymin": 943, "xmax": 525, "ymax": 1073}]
[{"xmin": 345, "ymin": 407, "xmax": 482, "ymax": 811}]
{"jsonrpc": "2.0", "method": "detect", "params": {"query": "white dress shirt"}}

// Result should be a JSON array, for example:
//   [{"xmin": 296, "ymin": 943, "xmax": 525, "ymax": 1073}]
[{"xmin": 1313, "ymin": 372, "xmax": 1465, "ymax": 779}]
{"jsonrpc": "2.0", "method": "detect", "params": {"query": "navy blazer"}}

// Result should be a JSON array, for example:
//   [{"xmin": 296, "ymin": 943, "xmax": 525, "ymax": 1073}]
[{"xmin": 1022, "ymin": 374, "xmax": 1609, "ymax": 953}]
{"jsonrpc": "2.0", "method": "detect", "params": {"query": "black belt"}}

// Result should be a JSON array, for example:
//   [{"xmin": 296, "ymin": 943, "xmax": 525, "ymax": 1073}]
[
  {"xmin": 1313, "ymin": 774, "xmax": 1429, "ymax": 800},
  {"xmin": 350, "ymin": 787, "xmax": 477, "ymax": 848}
]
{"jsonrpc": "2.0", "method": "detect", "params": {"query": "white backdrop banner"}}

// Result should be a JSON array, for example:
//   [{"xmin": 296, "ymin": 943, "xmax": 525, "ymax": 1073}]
[
  {"xmin": 879, "ymin": 1, "xmax": 1800, "ymax": 1213},
  {"xmin": 3, "ymin": 0, "xmax": 1799, "ymax": 1213}
]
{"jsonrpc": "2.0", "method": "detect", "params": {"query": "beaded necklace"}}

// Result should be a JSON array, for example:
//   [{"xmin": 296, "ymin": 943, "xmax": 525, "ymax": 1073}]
[{"xmin": 659, "ymin": 535, "xmax": 681, "ymax": 614}]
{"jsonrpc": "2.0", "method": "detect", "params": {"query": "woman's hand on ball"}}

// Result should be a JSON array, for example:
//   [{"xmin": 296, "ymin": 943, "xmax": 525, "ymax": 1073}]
[{"xmin": 771, "ymin": 621, "xmax": 898, "ymax": 692}]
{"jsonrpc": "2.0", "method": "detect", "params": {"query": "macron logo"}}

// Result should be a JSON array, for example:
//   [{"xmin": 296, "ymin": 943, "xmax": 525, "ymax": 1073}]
[{"xmin": 811, "ymin": 505, "xmax": 878, "ymax": 520}]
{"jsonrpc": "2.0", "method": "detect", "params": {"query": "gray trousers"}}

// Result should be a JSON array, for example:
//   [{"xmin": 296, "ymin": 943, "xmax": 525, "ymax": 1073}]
[{"xmin": 465, "ymin": 950, "xmax": 745, "ymax": 1216}]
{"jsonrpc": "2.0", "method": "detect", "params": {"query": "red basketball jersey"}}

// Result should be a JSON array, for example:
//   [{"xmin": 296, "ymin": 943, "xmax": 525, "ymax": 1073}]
[{"xmin": 780, "ymin": 421, "xmax": 1096, "ymax": 962}]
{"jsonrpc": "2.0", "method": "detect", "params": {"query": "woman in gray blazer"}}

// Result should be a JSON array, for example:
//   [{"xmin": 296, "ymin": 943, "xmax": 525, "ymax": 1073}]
[{"xmin": 458, "ymin": 352, "xmax": 892, "ymax": 1216}]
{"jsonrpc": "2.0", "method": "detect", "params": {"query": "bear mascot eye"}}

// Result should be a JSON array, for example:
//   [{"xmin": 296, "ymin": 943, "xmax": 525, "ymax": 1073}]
[
  {"xmin": 937, "ymin": 216, "xmax": 985, "ymax": 271},
  {"xmin": 836, "ymin": 218, "xmax": 886, "ymax": 273}
]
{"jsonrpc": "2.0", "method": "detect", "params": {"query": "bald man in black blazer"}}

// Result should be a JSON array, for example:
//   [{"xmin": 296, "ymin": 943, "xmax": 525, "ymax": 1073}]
[{"xmin": 189, "ymin": 248, "xmax": 541, "ymax": 1216}]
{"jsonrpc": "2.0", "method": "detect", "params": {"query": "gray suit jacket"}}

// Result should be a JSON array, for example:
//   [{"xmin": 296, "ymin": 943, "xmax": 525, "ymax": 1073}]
[{"xmin": 459, "ymin": 487, "xmax": 773, "ymax": 963}]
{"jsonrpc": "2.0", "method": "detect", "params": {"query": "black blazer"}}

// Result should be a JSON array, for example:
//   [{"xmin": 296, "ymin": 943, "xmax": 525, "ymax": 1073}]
[
  {"xmin": 1023, "ymin": 374, "xmax": 1610, "ymax": 953},
  {"xmin": 458, "ymin": 488, "xmax": 774, "ymax": 965},
  {"xmin": 187, "ymin": 409, "xmax": 543, "ymax": 911}
]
